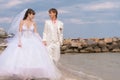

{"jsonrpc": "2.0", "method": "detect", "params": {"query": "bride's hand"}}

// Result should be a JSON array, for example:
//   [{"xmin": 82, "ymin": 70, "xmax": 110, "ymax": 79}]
[
  {"xmin": 43, "ymin": 41, "xmax": 47, "ymax": 46},
  {"xmin": 18, "ymin": 43, "xmax": 22, "ymax": 47}
]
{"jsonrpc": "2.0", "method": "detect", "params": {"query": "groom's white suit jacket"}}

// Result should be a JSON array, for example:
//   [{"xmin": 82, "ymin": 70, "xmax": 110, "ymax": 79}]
[{"xmin": 43, "ymin": 20, "xmax": 64, "ymax": 45}]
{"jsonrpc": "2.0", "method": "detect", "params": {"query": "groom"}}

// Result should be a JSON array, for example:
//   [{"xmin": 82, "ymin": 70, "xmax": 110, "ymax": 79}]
[{"xmin": 43, "ymin": 8, "xmax": 63, "ymax": 63}]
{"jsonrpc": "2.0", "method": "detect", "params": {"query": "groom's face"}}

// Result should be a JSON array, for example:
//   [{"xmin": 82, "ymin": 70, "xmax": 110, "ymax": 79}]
[{"xmin": 49, "ymin": 11, "xmax": 56, "ymax": 18}]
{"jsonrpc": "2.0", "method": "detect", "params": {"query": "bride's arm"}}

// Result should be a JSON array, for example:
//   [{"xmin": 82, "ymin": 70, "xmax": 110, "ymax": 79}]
[
  {"xmin": 43, "ymin": 21, "xmax": 48, "ymax": 46},
  {"xmin": 18, "ymin": 20, "xmax": 23, "ymax": 47},
  {"xmin": 33, "ymin": 22, "xmax": 42, "ymax": 41}
]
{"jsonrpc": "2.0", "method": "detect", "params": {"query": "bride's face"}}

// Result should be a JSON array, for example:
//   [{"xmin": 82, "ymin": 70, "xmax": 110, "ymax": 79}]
[{"xmin": 28, "ymin": 14, "xmax": 35, "ymax": 19}]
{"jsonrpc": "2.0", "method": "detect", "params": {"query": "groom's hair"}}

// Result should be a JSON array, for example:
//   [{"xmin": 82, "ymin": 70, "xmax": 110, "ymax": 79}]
[{"xmin": 49, "ymin": 8, "xmax": 58, "ymax": 18}]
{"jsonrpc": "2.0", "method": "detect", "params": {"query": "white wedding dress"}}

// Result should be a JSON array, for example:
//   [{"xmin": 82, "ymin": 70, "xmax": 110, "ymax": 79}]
[
  {"xmin": 0, "ymin": 24, "xmax": 61, "ymax": 80},
  {"xmin": 0, "ymin": 24, "xmax": 103, "ymax": 80}
]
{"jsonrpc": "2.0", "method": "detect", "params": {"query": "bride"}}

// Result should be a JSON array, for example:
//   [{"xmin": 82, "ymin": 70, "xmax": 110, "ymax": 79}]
[
  {"xmin": 0, "ymin": 8, "xmax": 61, "ymax": 80},
  {"xmin": 0, "ymin": 8, "xmax": 103, "ymax": 80}
]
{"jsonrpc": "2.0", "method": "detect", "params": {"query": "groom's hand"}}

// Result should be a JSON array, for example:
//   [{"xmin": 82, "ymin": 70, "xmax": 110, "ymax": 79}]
[{"xmin": 43, "ymin": 41, "xmax": 47, "ymax": 46}]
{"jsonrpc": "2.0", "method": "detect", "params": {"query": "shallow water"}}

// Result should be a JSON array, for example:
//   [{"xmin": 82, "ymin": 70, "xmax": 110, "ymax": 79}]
[{"xmin": 60, "ymin": 53, "xmax": 120, "ymax": 80}]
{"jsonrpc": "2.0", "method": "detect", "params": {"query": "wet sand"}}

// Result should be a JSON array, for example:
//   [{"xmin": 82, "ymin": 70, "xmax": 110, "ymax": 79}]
[
  {"xmin": 0, "ymin": 52, "xmax": 120, "ymax": 80},
  {"xmin": 60, "ymin": 53, "xmax": 120, "ymax": 80}
]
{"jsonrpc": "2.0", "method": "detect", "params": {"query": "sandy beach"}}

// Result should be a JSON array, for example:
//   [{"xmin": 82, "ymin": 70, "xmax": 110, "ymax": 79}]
[
  {"xmin": 60, "ymin": 53, "xmax": 120, "ymax": 80},
  {"xmin": 0, "ymin": 51, "xmax": 120, "ymax": 80}
]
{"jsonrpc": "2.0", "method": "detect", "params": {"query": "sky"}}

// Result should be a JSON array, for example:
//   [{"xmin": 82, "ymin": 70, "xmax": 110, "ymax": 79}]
[{"xmin": 0, "ymin": 0, "xmax": 120, "ymax": 38}]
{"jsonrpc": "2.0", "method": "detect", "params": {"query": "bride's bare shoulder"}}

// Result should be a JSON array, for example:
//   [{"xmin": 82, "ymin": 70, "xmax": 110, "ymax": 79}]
[
  {"xmin": 33, "ymin": 21, "xmax": 37, "ymax": 27},
  {"xmin": 32, "ymin": 21, "xmax": 36, "ymax": 25},
  {"xmin": 20, "ymin": 20, "xmax": 24, "ymax": 25}
]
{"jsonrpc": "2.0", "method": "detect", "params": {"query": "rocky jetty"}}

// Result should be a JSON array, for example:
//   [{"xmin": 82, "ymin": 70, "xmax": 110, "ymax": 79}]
[
  {"xmin": 0, "ymin": 28, "xmax": 8, "ymax": 53},
  {"xmin": 0, "ymin": 28, "xmax": 8, "ymax": 38},
  {"xmin": 61, "ymin": 37, "xmax": 120, "ymax": 53}
]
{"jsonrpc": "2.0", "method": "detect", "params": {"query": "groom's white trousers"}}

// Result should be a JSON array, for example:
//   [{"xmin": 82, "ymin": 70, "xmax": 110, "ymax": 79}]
[{"xmin": 46, "ymin": 41, "xmax": 60, "ymax": 63}]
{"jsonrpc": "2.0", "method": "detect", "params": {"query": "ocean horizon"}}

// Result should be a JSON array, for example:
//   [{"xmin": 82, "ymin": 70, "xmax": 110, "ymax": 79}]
[{"xmin": 1, "ymin": 24, "xmax": 120, "ymax": 39}]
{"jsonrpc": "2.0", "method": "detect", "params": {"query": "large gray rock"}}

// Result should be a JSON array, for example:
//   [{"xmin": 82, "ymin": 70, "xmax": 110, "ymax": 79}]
[
  {"xmin": 0, "ymin": 28, "xmax": 8, "ymax": 38},
  {"xmin": 80, "ymin": 49, "xmax": 89, "ymax": 53},
  {"xmin": 84, "ymin": 47, "xmax": 94, "ymax": 52},
  {"xmin": 86, "ymin": 39, "xmax": 96, "ymax": 46},
  {"xmin": 61, "ymin": 45, "xmax": 68, "ymax": 51},
  {"xmin": 101, "ymin": 47, "xmax": 109, "ymax": 52},
  {"xmin": 112, "ymin": 48, "xmax": 120, "ymax": 52},
  {"xmin": 98, "ymin": 40, "xmax": 106, "ymax": 48},
  {"xmin": 64, "ymin": 49, "xmax": 74, "ymax": 53},
  {"xmin": 0, "ymin": 28, "xmax": 8, "ymax": 53},
  {"xmin": 73, "ymin": 48, "xmax": 79, "ymax": 53},
  {"xmin": 112, "ymin": 37, "xmax": 119, "ymax": 42},
  {"xmin": 104, "ymin": 38, "xmax": 113, "ymax": 44},
  {"xmin": 93, "ymin": 47, "xmax": 101, "ymax": 52}
]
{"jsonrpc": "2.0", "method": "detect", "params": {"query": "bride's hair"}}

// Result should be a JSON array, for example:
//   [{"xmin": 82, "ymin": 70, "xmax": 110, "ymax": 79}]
[
  {"xmin": 49, "ymin": 8, "xmax": 58, "ymax": 18},
  {"xmin": 23, "ymin": 8, "xmax": 35, "ymax": 20}
]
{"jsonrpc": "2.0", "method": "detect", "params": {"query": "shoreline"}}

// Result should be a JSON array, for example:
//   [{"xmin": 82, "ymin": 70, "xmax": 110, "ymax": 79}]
[{"xmin": 60, "ymin": 53, "xmax": 120, "ymax": 80}]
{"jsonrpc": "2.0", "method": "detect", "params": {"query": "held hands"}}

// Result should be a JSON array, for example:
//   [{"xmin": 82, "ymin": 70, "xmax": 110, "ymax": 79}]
[
  {"xmin": 18, "ymin": 42, "xmax": 22, "ymax": 48},
  {"xmin": 42, "ymin": 41, "xmax": 47, "ymax": 46}
]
